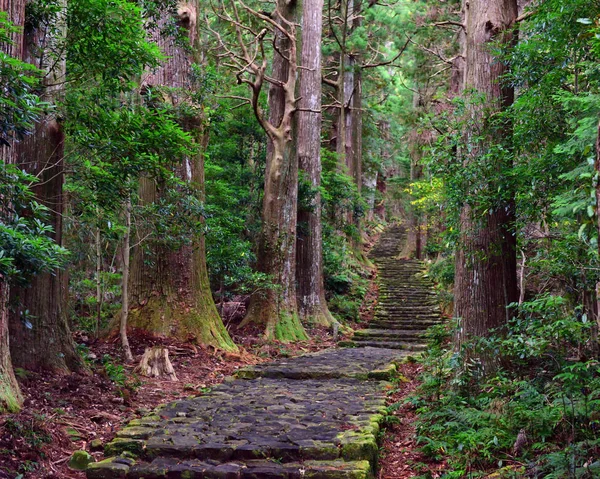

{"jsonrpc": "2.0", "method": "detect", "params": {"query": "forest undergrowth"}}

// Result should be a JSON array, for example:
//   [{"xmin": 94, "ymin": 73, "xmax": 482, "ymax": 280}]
[{"xmin": 406, "ymin": 298, "xmax": 600, "ymax": 478}]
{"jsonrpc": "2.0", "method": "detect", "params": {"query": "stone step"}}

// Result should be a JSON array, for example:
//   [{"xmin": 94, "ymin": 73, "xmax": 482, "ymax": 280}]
[
  {"xmin": 353, "ymin": 336, "xmax": 425, "ymax": 345},
  {"xmin": 342, "ymin": 340, "xmax": 427, "ymax": 351},
  {"xmin": 373, "ymin": 313, "xmax": 441, "ymax": 319},
  {"xmin": 234, "ymin": 347, "xmax": 404, "ymax": 380},
  {"xmin": 88, "ymin": 457, "xmax": 374, "ymax": 479},
  {"xmin": 354, "ymin": 329, "xmax": 425, "ymax": 340},
  {"xmin": 369, "ymin": 321, "xmax": 441, "ymax": 330}
]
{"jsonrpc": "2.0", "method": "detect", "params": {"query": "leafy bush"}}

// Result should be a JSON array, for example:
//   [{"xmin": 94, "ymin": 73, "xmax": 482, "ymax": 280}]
[{"xmin": 411, "ymin": 297, "xmax": 600, "ymax": 478}]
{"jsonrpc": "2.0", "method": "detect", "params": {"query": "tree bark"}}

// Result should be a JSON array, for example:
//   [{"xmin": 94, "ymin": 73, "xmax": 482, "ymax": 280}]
[
  {"xmin": 594, "ymin": 118, "xmax": 600, "ymax": 355},
  {"xmin": 242, "ymin": 0, "xmax": 307, "ymax": 341},
  {"xmin": 454, "ymin": 0, "xmax": 519, "ymax": 355},
  {"xmin": 8, "ymin": 0, "xmax": 83, "ymax": 373},
  {"xmin": 295, "ymin": 0, "xmax": 336, "ymax": 328},
  {"xmin": 0, "ymin": 0, "xmax": 25, "ymax": 412},
  {"xmin": 128, "ymin": 1, "xmax": 237, "ymax": 351},
  {"xmin": 120, "ymin": 197, "xmax": 134, "ymax": 361}
]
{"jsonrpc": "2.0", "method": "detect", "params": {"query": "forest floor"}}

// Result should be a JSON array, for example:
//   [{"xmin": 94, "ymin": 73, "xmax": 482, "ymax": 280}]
[
  {"xmin": 0, "ymin": 325, "xmax": 341, "ymax": 478},
  {"xmin": 0, "ymin": 229, "xmax": 439, "ymax": 479}
]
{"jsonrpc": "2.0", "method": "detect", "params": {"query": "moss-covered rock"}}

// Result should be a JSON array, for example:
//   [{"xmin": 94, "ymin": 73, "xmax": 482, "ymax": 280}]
[
  {"xmin": 68, "ymin": 450, "xmax": 95, "ymax": 470},
  {"xmin": 104, "ymin": 437, "xmax": 145, "ymax": 457},
  {"xmin": 86, "ymin": 457, "xmax": 134, "ymax": 478}
]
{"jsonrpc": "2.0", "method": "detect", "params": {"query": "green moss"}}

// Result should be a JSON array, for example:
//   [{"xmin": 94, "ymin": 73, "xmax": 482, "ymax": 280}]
[
  {"xmin": 127, "ymin": 296, "xmax": 238, "ymax": 351},
  {"xmin": 0, "ymin": 380, "xmax": 22, "ymax": 413},
  {"xmin": 271, "ymin": 310, "xmax": 308, "ymax": 342},
  {"xmin": 368, "ymin": 363, "xmax": 397, "ymax": 380},
  {"xmin": 86, "ymin": 457, "xmax": 132, "ymax": 479},
  {"xmin": 104, "ymin": 437, "xmax": 145, "ymax": 457},
  {"xmin": 116, "ymin": 426, "xmax": 155, "ymax": 439},
  {"xmin": 234, "ymin": 368, "xmax": 258, "ymax": 379},
  {"xmin": 337, "ymin": 431, "xmax": 378, "ymax": 463},
  {"xmin": 68, "ymin": 450, "xmax": 95, "ymax": 470}
]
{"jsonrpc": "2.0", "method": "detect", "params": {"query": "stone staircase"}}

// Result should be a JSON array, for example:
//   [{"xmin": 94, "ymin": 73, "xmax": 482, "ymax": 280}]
[
  {"xmin": 86, "ymin": 349, "xmax": 405, "ymax": 479},
  {"xmin": 83, "ymin": 224, "xmax": 440, "ymax": 479},
  {"xmin": 343, "ymin": 224, "xmax": 442, "ymax": 352}
]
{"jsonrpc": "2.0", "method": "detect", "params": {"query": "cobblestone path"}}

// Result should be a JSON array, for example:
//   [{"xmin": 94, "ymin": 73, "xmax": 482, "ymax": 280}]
[
  {"xmin": 86, "ymin": 225, "xmax": 438, "ymax": 479},
  {"xmin": 342, "ymin": 225, "xmax": 442, "ymax": 351}
]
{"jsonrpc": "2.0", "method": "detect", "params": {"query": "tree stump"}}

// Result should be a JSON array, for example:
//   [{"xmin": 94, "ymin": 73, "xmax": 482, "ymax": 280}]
[{"xmin": 135, "ymin": 347, "xmax": 178, "ymax": 381}]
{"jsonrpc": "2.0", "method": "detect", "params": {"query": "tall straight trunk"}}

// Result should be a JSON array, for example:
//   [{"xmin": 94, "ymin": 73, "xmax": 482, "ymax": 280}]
[
  {"xmin": 243, "ymin": 0, "xmax": 307, "ymax": 341},
  {"xmin": 120, "ymin": 197, "xmax": 133, "ymax": 361},
  {"xmin": 406, "ymin": 93, "xmax": 424, "ymax": 258},
  {"xmin": 95, "ymin": 225, "xmax": 102, "ymax": 338},
  {"xmin": 594, "ymin": 118, "xmax": 600, "ymax": 354},
  {"xmin": 454, "ymin": 0, "xmax": 518, "ymax": 353},
  {"xmin": 351, "ymin": 66, "xmax": 362, "ymax": 193},
  {"xmin": 128, "ymin": 1, "xmax": 236, "ymax": 351},
  {"xmin": 0, "ymin": 0, "xmax": 25, "ymax": 412},
  {"xmin": 8, "ymin": 0, "xmax": 83, "ymax": 373},
  {"xmin": 336, "ymin": 0, "xmax": 364, "ymax": 246},
  {"xmin": 296, "ymin": 0, "xmax": 336, "ymax": 327}
]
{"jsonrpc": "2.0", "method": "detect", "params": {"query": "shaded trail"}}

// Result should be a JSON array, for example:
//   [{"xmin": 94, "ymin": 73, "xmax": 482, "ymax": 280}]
[
  {"xmin": 86, "ymin": 225, "xmax": 441, "ymax": 479},
  {"xmin": 344, "ymin": 224, "xmax": 441, "ymax": 351}
]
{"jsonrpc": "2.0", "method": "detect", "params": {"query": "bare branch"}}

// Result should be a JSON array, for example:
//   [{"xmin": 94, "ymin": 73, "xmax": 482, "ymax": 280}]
[
  {"xmin": 431, "ymin": 20, "xmax": 465, "ymax": 30},
  {"xmin": 362, "ymin": 35, "xmax": 411, "ymax": 69}
]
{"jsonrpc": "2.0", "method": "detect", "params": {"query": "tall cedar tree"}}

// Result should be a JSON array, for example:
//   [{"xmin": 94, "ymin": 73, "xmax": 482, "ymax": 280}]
[
  {"xmin": 454, "ymin": 0, "xmax": 519, "ymax": 353},
  {"xmin": 8, "ymin": 0, "xmax": 83, "ymax": 373},
  {"xmin": 0, "ymin": 0, "xmax": 25, "ymax": 411},
  {"xmin": 127, "ymin": 1, "xmax": 237, "ymax": 351},
  {"xmin": 296, "ymin": 0, "xmax": 336, "ymax": 327},
  {"xmin": 241, "ymin": 0, "xmax": 308, "ymax": 341}
]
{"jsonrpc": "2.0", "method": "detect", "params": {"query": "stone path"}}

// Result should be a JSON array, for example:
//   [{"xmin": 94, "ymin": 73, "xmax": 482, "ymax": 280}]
[
  {"xmin": 341, "ymin": 225, "xmax": 441, "ymax": 351},
  {"xmin": 86, "ymin": 225, "xmax": 439, "ymax": 479}
]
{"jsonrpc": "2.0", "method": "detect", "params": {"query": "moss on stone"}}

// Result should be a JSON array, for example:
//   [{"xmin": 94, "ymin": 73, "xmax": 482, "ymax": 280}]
[
  {"xmin": 104, "ymin": 437, "xmax": 145, "ymax": 457},
  {"xmin": 368, "ymin": 363, "xmax": 397, "ymax": 380},
  {"xmin": 68, "ymin": 450, "xmax": 95, "ymax": 471},
  {"xmin": 115, "ymin": 426, "xmax": 155, "ymax": 439},
  {"xmin": 86, "ymin": 457, "xmax": 132, "ymax": 479},
  {"xmin": 338, "ymin": 431, "xmax": 378, "ymax": 463}
]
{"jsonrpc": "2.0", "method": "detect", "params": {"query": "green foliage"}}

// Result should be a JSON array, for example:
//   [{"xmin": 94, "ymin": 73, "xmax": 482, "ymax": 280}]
[
  {"xmin": 0, "ymin": 13, "xmax": 65, "ymax": 285},
  {"xmin": 0, "ymin": 11, "xmax": 48, "ymax": 146},
  {"xmin": 69, "ymin": 270, "xmax": 122, "ymax": 333},
  {"xmin": 101, "ymin": 354, "xmax": 127, "ymax": 386},
  {"xmin": 204, "ymin": 92, "xmax": 267, "ymax": 295},
  {"xmin": 0, "ymin": 165, "xmax": 68, "ymax": 284},
  {"xmin": 67, "ymin": 0, "xmax": 162, "ymax": 86},
  {"xmin": 411, "ymin": 299, "xmax": 600, "ymax": 478}
]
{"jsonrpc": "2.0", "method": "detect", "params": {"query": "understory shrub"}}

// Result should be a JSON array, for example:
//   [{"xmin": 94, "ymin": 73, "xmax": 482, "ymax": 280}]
[{"xmin": 410, "ymin": 296, "xmax": 600, "ymax": 478}]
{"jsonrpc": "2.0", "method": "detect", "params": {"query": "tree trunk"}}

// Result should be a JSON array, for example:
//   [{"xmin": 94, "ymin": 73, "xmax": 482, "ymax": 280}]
[
  {"xmin": 8, "ymin": 0, "xmax": 83, "ymax": 373},
  {"xmin": 95, "ymin": 226, "xmax": 102, "ymax": 338},
  {"xmin": 593, "ymin": 118, "xmax": 600, "ymax": 355},
  {"xmin": 295, "ymin": 0, "xmax": 336, "ymax": 328},
  {"xmin": 0, "ymin": 0, "xmax": 25, "ymax": 412},
  {"xmin": 242, "ymin": 0, "xmax": 307, "ymax": 341},
  {"xmin": 128, "ymin": 1, "xmax": 237, "ymax": 351},
  {"xmin": 120, "ymin": 197, "xmax": 134, "ymax": 362},
  {"xmin": 454, "ymin": 0, "xmax": 518, "ymax": 355}
]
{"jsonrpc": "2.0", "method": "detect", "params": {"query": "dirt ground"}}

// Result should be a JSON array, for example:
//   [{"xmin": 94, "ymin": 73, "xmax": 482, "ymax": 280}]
[{"xmin": 378, "ymin": 362, "xmax": 447, "ymax": 479}]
